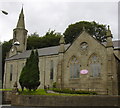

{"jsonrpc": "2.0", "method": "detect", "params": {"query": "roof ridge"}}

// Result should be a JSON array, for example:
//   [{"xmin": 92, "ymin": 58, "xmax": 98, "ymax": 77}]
[{"xmin": 26, "ymin": 44, "xmax": 70, "ymax": 51}]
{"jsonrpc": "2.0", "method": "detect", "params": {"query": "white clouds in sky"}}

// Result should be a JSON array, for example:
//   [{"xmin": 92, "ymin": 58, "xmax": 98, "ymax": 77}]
[{"xmin": 0, "ymin": 0, "xmax": 119, "ymax": 42}]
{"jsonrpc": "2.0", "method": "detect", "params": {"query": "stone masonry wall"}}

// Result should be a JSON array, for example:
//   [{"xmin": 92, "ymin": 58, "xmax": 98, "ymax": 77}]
[{"xmin": 11, "ymin": 94, "xmax": 120, "ymax": 107}]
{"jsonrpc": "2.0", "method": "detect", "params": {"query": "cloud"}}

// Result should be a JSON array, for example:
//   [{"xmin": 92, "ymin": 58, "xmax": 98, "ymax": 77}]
[{"xmin": 0, "ymin": 1, "xmax": 119, "ymax": 42}]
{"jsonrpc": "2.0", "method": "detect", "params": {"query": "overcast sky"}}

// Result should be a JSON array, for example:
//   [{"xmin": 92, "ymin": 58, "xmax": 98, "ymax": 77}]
[{"xmin": 0, "ymin": 0, "xmax": 119, "ymax": 42}]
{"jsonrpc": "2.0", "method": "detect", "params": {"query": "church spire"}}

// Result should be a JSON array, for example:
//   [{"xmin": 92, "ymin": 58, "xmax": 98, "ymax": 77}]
[
  {"xmin": 16, "ymin": 7, "xmax": 25, "ymax": 28},
  {"xmin": 12, "ymin": 7, "xmax": 28, "ymax": 54}
]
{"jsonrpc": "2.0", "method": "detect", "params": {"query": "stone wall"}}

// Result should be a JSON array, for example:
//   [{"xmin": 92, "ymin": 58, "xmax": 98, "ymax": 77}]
[
  {"xmin": 11, "ymin": 94, "xmax": 120, "ymax": 107},
  {"xmin": 63, "ymin": 31, "xmax": 108, "ymax": 94},
  {"xmin": 2, "ymin": 91, "xmax": 12, "ymax": 104},
  {"xmin": 4, "ymin": 55, "xmax": 58, "ymax": 90}
]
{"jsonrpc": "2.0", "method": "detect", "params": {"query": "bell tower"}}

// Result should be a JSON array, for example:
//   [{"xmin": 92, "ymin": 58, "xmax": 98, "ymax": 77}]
[{"xmin": 13, "ymin": 7, "xmax": 28, "ymax": 53}]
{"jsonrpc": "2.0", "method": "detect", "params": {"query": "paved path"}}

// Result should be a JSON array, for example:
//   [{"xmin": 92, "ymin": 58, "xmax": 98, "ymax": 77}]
[{"xmin": 46, "ymin": 90, "xmax": 57, "ymax": 93}]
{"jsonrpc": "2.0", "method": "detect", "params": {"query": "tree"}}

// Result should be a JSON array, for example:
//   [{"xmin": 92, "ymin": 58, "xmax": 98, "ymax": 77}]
[
  {"xmin": 63, "ymin": 21, "xmax": 107, "ymax": 44},
  {"xmin": 19, "ymin": 49, "xmax": 40, "ymax": 91},
  {"xmin": 27, "ymin": 30, "xmax": 61, "ymax": 50},
  {"xmin": 27, "ymin": 33, "xmax": 41, "ymax": 50},
  {"xmin": 2, "ymin": 40, "xmax": 12, "ymax": 85},
  {"xmin": 32, "ymin": 49, "xmax": 40, "ymax": 90}
]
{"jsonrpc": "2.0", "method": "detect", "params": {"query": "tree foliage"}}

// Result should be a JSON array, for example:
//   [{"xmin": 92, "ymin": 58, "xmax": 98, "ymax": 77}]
[
  {"xmin": 19, "ymin": 49, "xmax": 40, "ymax": 91},
  {"xmin": 2, "ymin": 40, "xmax": 12, "ymax": 83},
  {"xmin": 63, "ymin": 21, "xmax": 107, "ymax": 44},
  {"xmin": 27, "ymin": 30, "xmax": 61, "ymax": 50}
]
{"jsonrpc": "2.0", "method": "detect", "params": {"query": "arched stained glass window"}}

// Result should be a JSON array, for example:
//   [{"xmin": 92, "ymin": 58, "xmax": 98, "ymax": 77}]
[
  {"xmin": 89, "ymin": 54, "xmax": 101, "ymax": 77},
  {"xmin": 69, "ymin": 56, "xmax": 80, "ymax": 78}
]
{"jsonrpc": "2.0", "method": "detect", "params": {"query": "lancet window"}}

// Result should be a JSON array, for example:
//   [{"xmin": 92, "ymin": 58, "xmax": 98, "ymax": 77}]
[
  {"xmin": 10, "ymin": 64, "xmax": 13, "ymax": 81},
  {"xmin": 89, "ymin": 54, "xmax": 101, "ymax": 77},
  {"xmin": 69, "ymin": 56, "xmax": 80, "ymax": 78},
  {"xmin": 50, "ymin": 60, "xmax": 54, "ymax": 80}
]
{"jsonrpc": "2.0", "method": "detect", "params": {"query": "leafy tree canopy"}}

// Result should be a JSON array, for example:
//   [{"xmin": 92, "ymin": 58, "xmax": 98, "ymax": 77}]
[
  {"xmin": 27, "ymin": 30, "xmax": 62, "ymax": 50},
  {"xmin": 63, "ymin": 21, "xmax": 107, "ymax": 44}
]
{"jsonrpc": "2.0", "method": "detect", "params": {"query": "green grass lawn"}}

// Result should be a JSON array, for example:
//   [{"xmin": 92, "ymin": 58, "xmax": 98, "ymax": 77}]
[
  {"xmin": 0, "ymin": 89, "xmax": 94, "ymax": 96},
  {"xmin": 0, "ymin": 89, "xmax": 12, "ymax": 91},
  {"xmin": 20, "ymin": 89, "xmax": 90, "ymax": 96},
  {"xmin": 20, "ymin": 89, "xmax": 46, "ymax": 95}
]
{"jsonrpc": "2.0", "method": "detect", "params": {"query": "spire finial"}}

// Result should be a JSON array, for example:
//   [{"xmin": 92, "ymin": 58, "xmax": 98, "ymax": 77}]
[
  {"xmin": 21, "ymin": 3, "xmax": 24, "ymax": 11},
  {"xmin": 106, "ymin": 25, "xmax": 112, "ymax": 38},
  {"xmin": 21, "ymin": 4, "xmax": 24, "ymax": 15},
  {"xmin": 59, "ymin": 35, "xmax": 65, "ymax": 44},
  {"xmin": 59, "ymin": 35, "xmax": 65, "ymax": 53},
  {"xmin": 16, "ymin": 7, "xmax": 25, "ymax": 28},
  {"xmin": 83, "ymin": 26, "xmax": 85, "ymax": 31},
  {"xmin": 106, "ymin": 25, "xmax": 113, "ymax": 47},
  {"xmin": 108, "ymin": 25, "xmax": 110, "ymax": 30}
]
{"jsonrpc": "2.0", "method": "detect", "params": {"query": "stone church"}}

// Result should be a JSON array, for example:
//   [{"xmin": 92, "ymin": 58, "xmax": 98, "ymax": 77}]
[{"xmin": 3, "ymin": 8, "xmax": 120, "ymax": 95}]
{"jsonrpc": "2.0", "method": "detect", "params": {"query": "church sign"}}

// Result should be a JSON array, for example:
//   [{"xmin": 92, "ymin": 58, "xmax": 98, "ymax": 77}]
[{"xmin": 80, "ymin": 69, "xmax": 88, "ymax": 74}]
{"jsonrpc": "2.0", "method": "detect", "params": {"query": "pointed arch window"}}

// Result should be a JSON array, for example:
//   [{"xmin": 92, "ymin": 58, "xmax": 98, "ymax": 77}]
[
  {"xmin": 50, "ymin": 60, "xmax": 54, "ymax": 80},
  {"xmin": 69, "ymin": 56, "xmax": 80, "ymax": 78},
  {"xmin": 10, "ymin": 64, "xmax": 13, "ymax": 81},
  {"xmin": 89, "ymin": 54, "xmax": 101, "ymax": 77}
]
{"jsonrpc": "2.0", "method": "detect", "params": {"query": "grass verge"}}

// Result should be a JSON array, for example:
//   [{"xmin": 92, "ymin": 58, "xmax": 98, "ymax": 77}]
[
  {"xmin": 0, "ymin": 89, "xmax": 12, "ymax": 91},
  {"xmin": 1, "ymin": 89, "xmax": 96, "ymax": 96},
  {"xmin": 20, "ymin": 89, "xmax": 91, "ymax": 96}
]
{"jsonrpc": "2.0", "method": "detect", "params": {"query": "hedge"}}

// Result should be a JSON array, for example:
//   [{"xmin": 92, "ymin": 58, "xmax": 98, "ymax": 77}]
[{"xmin": 52, "ymin": 88, "xmax": 97, "ymax": 95}]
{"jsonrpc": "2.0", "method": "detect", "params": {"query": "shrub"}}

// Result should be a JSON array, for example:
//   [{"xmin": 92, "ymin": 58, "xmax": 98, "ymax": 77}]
[
  {"xmin": 19, "ymin": 49, "xmax": 40, "ymax": 91},
  {"xmin": 52, "ymin": 88, "xmax": 97, "ymax": 95},
  {"xmin": 53, "ymin": 82, "xmax": 56, "ymax": 88}
]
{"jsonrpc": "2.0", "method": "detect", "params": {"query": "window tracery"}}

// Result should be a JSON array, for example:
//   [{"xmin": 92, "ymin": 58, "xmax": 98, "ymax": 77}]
[
  {"xmin": 69, "ymin": 56, "xmax": 80, "ymax": 78},
  {"xmin": 89, "ymin": 54, "xmax": 101, "ymax": 77}
]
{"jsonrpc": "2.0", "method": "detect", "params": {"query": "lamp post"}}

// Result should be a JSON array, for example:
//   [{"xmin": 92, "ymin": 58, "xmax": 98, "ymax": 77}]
[
  {"xmin": 0, "ymin": 9, "xmax": 8, "ymax": 45},
  {"xmin": 0, "ymin": 9, "xmax": 8, "ymax": 90},
  {"xmin": 1, "ymin": 10, "xmax": 8, "ymax": 90},
  {"xmin": 1, "ymin": 10, "xmax": 8, "ymax": 15}
]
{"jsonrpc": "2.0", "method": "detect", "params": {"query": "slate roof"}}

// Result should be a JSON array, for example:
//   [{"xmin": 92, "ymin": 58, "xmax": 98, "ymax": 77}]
[
  {"xmin": 114, "ymin": 50, "xmax": 120, "ymax": 60},
  {"xmin": 6, "ymin": 40, "xmax": 120, "ymax": 61},
  {"xmin": 6, "ymin": 44, "xmax": 70, "ymax": 61},
  {"xmin": 101, "ymin": 40, "xmax": 120, "ymax": 49},
  {"xmin": 113, "ymin": 40, "xmax": 120, "ymax": 49}
]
